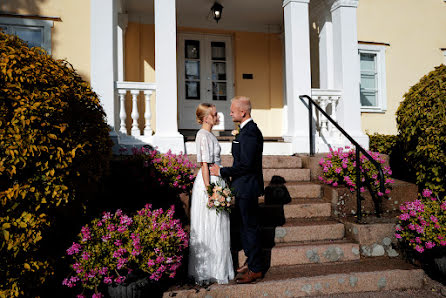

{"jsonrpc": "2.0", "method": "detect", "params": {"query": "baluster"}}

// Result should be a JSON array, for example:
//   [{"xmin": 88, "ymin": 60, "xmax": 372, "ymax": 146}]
[
  {"xmin": 319, "ymin": 97, "xmax": 329, "ymax": 136},
  {"xmin": 118, "ymin": 89, "xmax": 127, "ymax": 134},
  {"xmin": 143, "ymin": 90, "xmax": 153, "ymax": 136},
  {"xmin": 130, "ymin": 90, "xmax": 140, "ymax": 136}
]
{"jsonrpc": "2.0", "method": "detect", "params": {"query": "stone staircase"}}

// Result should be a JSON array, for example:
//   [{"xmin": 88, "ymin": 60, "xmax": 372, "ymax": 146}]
[{"xmin": 164, "ymin": 155, "xmax": 425, "ymax": 297}]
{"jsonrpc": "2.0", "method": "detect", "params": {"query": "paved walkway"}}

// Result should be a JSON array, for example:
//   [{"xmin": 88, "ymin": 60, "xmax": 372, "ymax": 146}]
[{"xmin": 315, "ymin": 277, "xmax": 446, "ymax": 298}]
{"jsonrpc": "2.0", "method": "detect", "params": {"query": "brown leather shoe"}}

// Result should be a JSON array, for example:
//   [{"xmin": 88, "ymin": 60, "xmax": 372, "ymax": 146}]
[
  {"xmin": 236, "ymin": 269, "xmax": 263, "ymax": 284},
  {"xmin": 236, "ymin": 263, "xmax": 248, "ymax": 274}
]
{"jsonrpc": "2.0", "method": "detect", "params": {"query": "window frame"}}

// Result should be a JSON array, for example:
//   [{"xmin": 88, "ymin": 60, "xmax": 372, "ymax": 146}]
[
  {"xmin": 358, "ymin": 43, "xmax": 387, "ymax": 113},
  {"xmin": 0, "ymin": 17, "xmax": 53, "ymax": 54}
]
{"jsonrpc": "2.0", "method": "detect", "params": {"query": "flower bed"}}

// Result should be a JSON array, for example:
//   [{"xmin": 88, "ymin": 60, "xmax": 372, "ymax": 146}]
[
  {"xmin": 63, "ymin": 205, "xmax": 188, "ymax": 297},
  {"xmin": 395, "ymin": 190, "xmax": 445, "ymax": 253},
  {"xmin": 318, "ymin": 146, "xmax": 393, "ymax": 196}
]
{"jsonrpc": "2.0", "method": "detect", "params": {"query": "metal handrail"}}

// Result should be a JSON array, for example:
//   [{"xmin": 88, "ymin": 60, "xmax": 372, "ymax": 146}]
[{"xmin": 300, "ymin": 95, "xmax": 385, "ymax": 221}]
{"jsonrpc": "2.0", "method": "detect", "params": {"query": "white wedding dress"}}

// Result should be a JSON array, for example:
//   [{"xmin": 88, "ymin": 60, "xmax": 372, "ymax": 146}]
[{"xmin": 188, "ymin": 129, "xmax": 234, "ymax": 285}]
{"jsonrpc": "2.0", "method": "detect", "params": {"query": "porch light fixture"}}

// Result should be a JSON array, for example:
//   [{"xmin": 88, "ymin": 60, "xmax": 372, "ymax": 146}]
[{"xmin": 211, "ymin": 2, "xmax": 223, "ymax": 23}]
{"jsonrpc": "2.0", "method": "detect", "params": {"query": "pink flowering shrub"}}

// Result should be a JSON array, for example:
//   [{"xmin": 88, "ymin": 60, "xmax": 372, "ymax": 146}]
[
  {"xmin": 63, "ymin": 204, "xmax": 188, "ymax": 296},
  {"xmin": 395, "ymin": 190, "xmax": 446, "ymax": 253},
  {"xmin": 127, "ymin": 147, "xmax": 196, "ymax": 193},
  {"xmin": 318, "ymin": 146, "xmax": 393, "ymax": 197}
]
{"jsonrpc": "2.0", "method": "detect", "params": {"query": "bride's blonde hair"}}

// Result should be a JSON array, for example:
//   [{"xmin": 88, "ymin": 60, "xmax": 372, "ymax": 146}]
[{"xmin": 196, "ymin": 103, "xmax": 215, "ymax": 124}]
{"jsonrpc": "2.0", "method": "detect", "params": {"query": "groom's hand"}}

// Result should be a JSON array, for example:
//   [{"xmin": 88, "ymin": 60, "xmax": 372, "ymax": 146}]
[{"xmin": 210, "ymin": 164, "xmax": 220, "ymax": 176}]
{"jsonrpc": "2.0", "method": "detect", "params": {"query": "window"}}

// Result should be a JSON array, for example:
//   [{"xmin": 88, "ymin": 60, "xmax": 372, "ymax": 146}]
[
  {"xmin": 358, "ymin": 44, "xmax": 387, "ymax": 112},
  {"xmin": 0, "ymin": 17, "xmax": 53, "ymax": 54}
]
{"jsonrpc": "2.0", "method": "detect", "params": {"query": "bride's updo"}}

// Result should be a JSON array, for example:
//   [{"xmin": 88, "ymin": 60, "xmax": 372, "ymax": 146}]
[{"xmin": 196, "ymin": 103, "xmax": 214, "ymax": 124}]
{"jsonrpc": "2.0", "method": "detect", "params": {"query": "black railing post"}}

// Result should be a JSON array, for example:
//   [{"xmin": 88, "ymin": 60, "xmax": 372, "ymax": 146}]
[
  {"xmin": 356, "ymin": 147, "xmax": 362, "ymax": 221},
  {"xmin": 309, "ymin": 100, "xmax": 314, "ymax": 156}
]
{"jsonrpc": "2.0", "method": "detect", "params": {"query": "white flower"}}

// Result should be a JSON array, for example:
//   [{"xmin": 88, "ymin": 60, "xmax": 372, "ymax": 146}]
[
  {"xmin": 226, "ymin": 197, "xmax": 232, "ymax": 203},
  {"xmin": 214, "ymin": 201, "xmax": 220, "ymax": 207}
]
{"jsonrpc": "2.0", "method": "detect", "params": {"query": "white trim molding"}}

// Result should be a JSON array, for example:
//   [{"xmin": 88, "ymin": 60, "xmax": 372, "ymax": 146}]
[
  {"xmin": 358, "ymin": 43, "xmax": 387, "ymax": 113},
  {"xmin": 441, "ymin": 48, "xmax": 446, "ymax": 63},
  {"xmin": 283, "ymin": 0, "xmax": 310, "ymax": 7},
  {"xmin": 331, "ymin": 0, "xmax": 359, "ymax": 11},
  {"xmin": 0, "ymin": 17, "xmax": 53, "ymax": 54}
]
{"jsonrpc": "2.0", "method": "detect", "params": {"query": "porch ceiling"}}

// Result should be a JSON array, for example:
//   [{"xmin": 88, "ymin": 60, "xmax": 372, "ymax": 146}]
[{"xmin": 124, "ymin": 0, "xmax": 284, "ymax": 33}]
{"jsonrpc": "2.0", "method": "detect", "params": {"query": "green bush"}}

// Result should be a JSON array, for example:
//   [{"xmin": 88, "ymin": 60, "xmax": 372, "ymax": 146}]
[
  {"xmin": 0, "ymin": 32, "xmax": 112, "ymax": 296},
  {"xmin": 367, "ymin": 133, "xmax": 398, "ymax": 156},
  {"xmin": 396, "ymin": 64, "xmax": 446, "ymax": 197}
]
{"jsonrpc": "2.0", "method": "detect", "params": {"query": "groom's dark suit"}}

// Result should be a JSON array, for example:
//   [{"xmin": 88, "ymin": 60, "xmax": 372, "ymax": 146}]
[{"xmin": 220, "ymin": 120, "xmax": 264, "ymax": 273}]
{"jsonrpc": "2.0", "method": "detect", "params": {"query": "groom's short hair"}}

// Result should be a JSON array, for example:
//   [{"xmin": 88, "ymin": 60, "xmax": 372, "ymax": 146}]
[{"xmin": 232, "ymin": 96, "xmax": 252, "ymax": 115}]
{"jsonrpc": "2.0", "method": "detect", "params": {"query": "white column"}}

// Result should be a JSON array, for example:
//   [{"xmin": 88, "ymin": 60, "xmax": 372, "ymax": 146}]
[
  {"xmin": 319, "ymin": 13, "xmax": 334, "ymax": 89},
  {"xmin": 283, "ymin": 0, "xmax": 312, "ymax": 153},
  {"xmin": 91, "ymin": 0, "xmax": 118, "ymax": 134},
  {"xmin": 153, "ymin": 0, "xmax": 184, "ymax": 154},
  {"xmin": 117, "ymin": 13, "xmax": 128, "ymax": 82},
  {"xmin": 331, "ymin": 0, "xmax": 369, "ymax": 148}
]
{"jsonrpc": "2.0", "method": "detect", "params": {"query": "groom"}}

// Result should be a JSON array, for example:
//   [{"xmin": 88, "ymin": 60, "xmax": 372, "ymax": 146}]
[{"xmin": 210, "ymin": 96, "xmax": 264, "ymax": 284}]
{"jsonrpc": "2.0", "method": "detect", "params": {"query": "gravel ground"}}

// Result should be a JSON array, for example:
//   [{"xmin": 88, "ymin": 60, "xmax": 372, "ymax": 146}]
[{"xmin": 314, "ymin": 276, "xmax": 446, "ymax": 298}]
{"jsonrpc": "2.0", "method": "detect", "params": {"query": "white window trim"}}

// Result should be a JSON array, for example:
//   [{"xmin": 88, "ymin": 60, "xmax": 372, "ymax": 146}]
[
  {"xmin": 358, "ymin": 43, "xmax": 387, "ymax": 113},
  {"xmin": 0, "ymin": 17, "xmax": 53, "ymax": 54},
  {"xmin": 442, "ymin": 49, "xmax": 446, "ymax": 64}
]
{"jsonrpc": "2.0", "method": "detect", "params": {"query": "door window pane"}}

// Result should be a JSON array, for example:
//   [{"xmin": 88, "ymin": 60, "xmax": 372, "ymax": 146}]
[
  {"xmin": 185, "ymin": 40, "xmax": 199, "ymax": 59},
  {"xmin": 211, "ymin": 42, "xmax": 226, "ymax": 61},
  {"xmin": 14, "ymin": 27, "xmax": 43, "ymax": 48},
  {"xmin": 185, "ymin": 61, "xmax": 200, "ymax": 80},
  {"xmin": 212, "ymin": 62, "xmax": 226, "ymax": 80},
  {"xmin": 186, "ymin": 81, "xmax": 200, "ymax": 100},
  {"xmin": 213, "ymin": 82, "xmax": 226, "ymax": 101}
]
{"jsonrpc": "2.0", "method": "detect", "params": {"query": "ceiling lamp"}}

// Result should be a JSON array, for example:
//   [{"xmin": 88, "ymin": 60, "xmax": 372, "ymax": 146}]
[{"xmin": 210, "ymin": 2, "xmax": 223, "ymax": 23}]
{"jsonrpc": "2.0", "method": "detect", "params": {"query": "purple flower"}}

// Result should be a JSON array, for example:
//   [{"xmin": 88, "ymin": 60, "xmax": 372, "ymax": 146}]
[
  {"xmin": 430, "ymin": 216, "xmax": 438, "ymax": 223},
  {"xmin": 81, "ymin": 226, "xmax": 91, "ymax": 241},
  {"xmin": 422, "ymin": 189, "xmax": 433, "ymax": 198},
  {"xmin": 114, "ymin": 239, "xmax": 122, "ymax": 246},
  {"xmin": 81, "ymin": 251, "xmax": 90, "ymax": 260},
  {"xmin": 77, "ymin": 295, "xmax": 86, "ymax": 298},
  {"xmin": 415, "ymin": 225, "xmax": 424, "ymax": 234},
  {"xmin": 395, "ymin": 233, "xmax": 402, "ymax": 239},
  {"xmin": 104, "ymin": 276, "xmax": 113, "ymax": 284},
  {"xmin": 415, "ymin": 245, "xmax": 424, "ymax": 253},
  {"xmin": 147, "ymin": 259, "xmax": 155, "ymax": 267},
  {"xmin": 67, "ymin": 242, "xmax": 82, "ymax": 255},
  {"xmin": 399, "ymin": 213, "xmax": 410, "ymax": 221},
  {"xmin": 92, "ymin": 293, "xmax": 104, "ymax": 298},
  {"xmin": 115, "ymin": 276, "xmax": 126, "ymax": 284},
  {"xmin": 425, "ymin": 242, "xmax": 436, "ymax": 249}
]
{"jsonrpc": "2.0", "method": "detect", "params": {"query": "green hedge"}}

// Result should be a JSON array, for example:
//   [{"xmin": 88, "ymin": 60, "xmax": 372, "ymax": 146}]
[
  {"xmin": 0, "ymin": 32, "xmax": 112, "ymax": 296},
  {"xmin": 396, "ymin": 64, "xmax": 446, "ymax": 197}
]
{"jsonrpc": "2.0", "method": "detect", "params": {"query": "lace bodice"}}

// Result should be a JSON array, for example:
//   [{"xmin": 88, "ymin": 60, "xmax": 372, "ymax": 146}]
[{"xmin": 195, "ymin": 129, "xmax": 221, "ymax": 166}]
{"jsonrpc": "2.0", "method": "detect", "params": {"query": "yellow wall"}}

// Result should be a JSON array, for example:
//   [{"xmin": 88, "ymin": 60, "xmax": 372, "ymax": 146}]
[
  {"xmin": 2, "ymin": 0, "xmax": 91, "ymax": 81},
  {"xmin": 125, "ymin": 24, "xmax": 284, "ymax": 136},
  {"xmin": 357, "ymin": 0, "xmax": 446, "ymax": 135}
]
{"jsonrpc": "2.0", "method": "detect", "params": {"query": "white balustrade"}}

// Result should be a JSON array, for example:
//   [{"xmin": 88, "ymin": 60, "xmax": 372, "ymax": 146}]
[
  {"xmin": 311, "ymin": 89, "xmax": 342, "ymax": 151},
  {"xmin": 115, "ymin": 81, "xmax": 156, "ymax": 137}
]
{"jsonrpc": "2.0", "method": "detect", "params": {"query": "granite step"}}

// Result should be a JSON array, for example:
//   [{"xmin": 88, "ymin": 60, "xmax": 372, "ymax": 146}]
[
  {"xmin": 261, "ymin": 182, "xmax": 322, "ymax": 200},
  {"xmin": 258, "ymin": 199, "xmax": 331, "ymax": 225},
  {"xmin": 164, "ymin": 258, "xmax": 424, "ymax": 297},
  {"xmin": 186, "ymin": 154, "xmax": 302, "ymax": 168},
  {"xmin": 263, "ymin": 168, "xmax": 311, "ymax": 182},
  {"xmin": 272, "ymin": 218, "xmax": 345, "ymax": 244},
  {"xmin": 238, "ymin": 240, "xmax": 360, "ymax": 267}
]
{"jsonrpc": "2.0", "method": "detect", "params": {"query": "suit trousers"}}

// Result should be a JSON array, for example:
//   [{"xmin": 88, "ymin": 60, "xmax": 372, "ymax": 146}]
[{"xmin": 236, "ymin": 195, "xmax": 263, "ymax": 273}]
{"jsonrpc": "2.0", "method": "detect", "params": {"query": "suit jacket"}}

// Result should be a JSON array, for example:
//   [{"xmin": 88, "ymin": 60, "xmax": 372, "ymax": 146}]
[{"xmin": 220, "ymin": 120, "xmax": 264, "ymax": 198}]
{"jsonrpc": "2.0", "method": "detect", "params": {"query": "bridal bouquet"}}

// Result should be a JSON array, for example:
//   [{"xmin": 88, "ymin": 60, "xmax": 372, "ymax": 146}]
[{"xmin": 206, "ymin": 182, "xmax": 235, "ymax": 214}]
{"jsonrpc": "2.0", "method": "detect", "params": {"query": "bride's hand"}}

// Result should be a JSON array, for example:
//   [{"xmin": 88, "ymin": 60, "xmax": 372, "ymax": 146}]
[{"xmin": 210, "ymin": 164, "xmax": 220, "ymax": 176}]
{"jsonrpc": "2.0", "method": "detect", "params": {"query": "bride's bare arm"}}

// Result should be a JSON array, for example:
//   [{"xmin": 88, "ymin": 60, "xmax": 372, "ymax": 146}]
[{"xmin": 201, "ymin": 162, "xmax": 211, "ymax": 187}]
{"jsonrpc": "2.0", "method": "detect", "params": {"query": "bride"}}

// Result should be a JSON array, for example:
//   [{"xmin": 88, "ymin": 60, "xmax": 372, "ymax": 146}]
[{"xmin": 188, "ymin": 103, "xmax": 234, "ymax": 285}]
